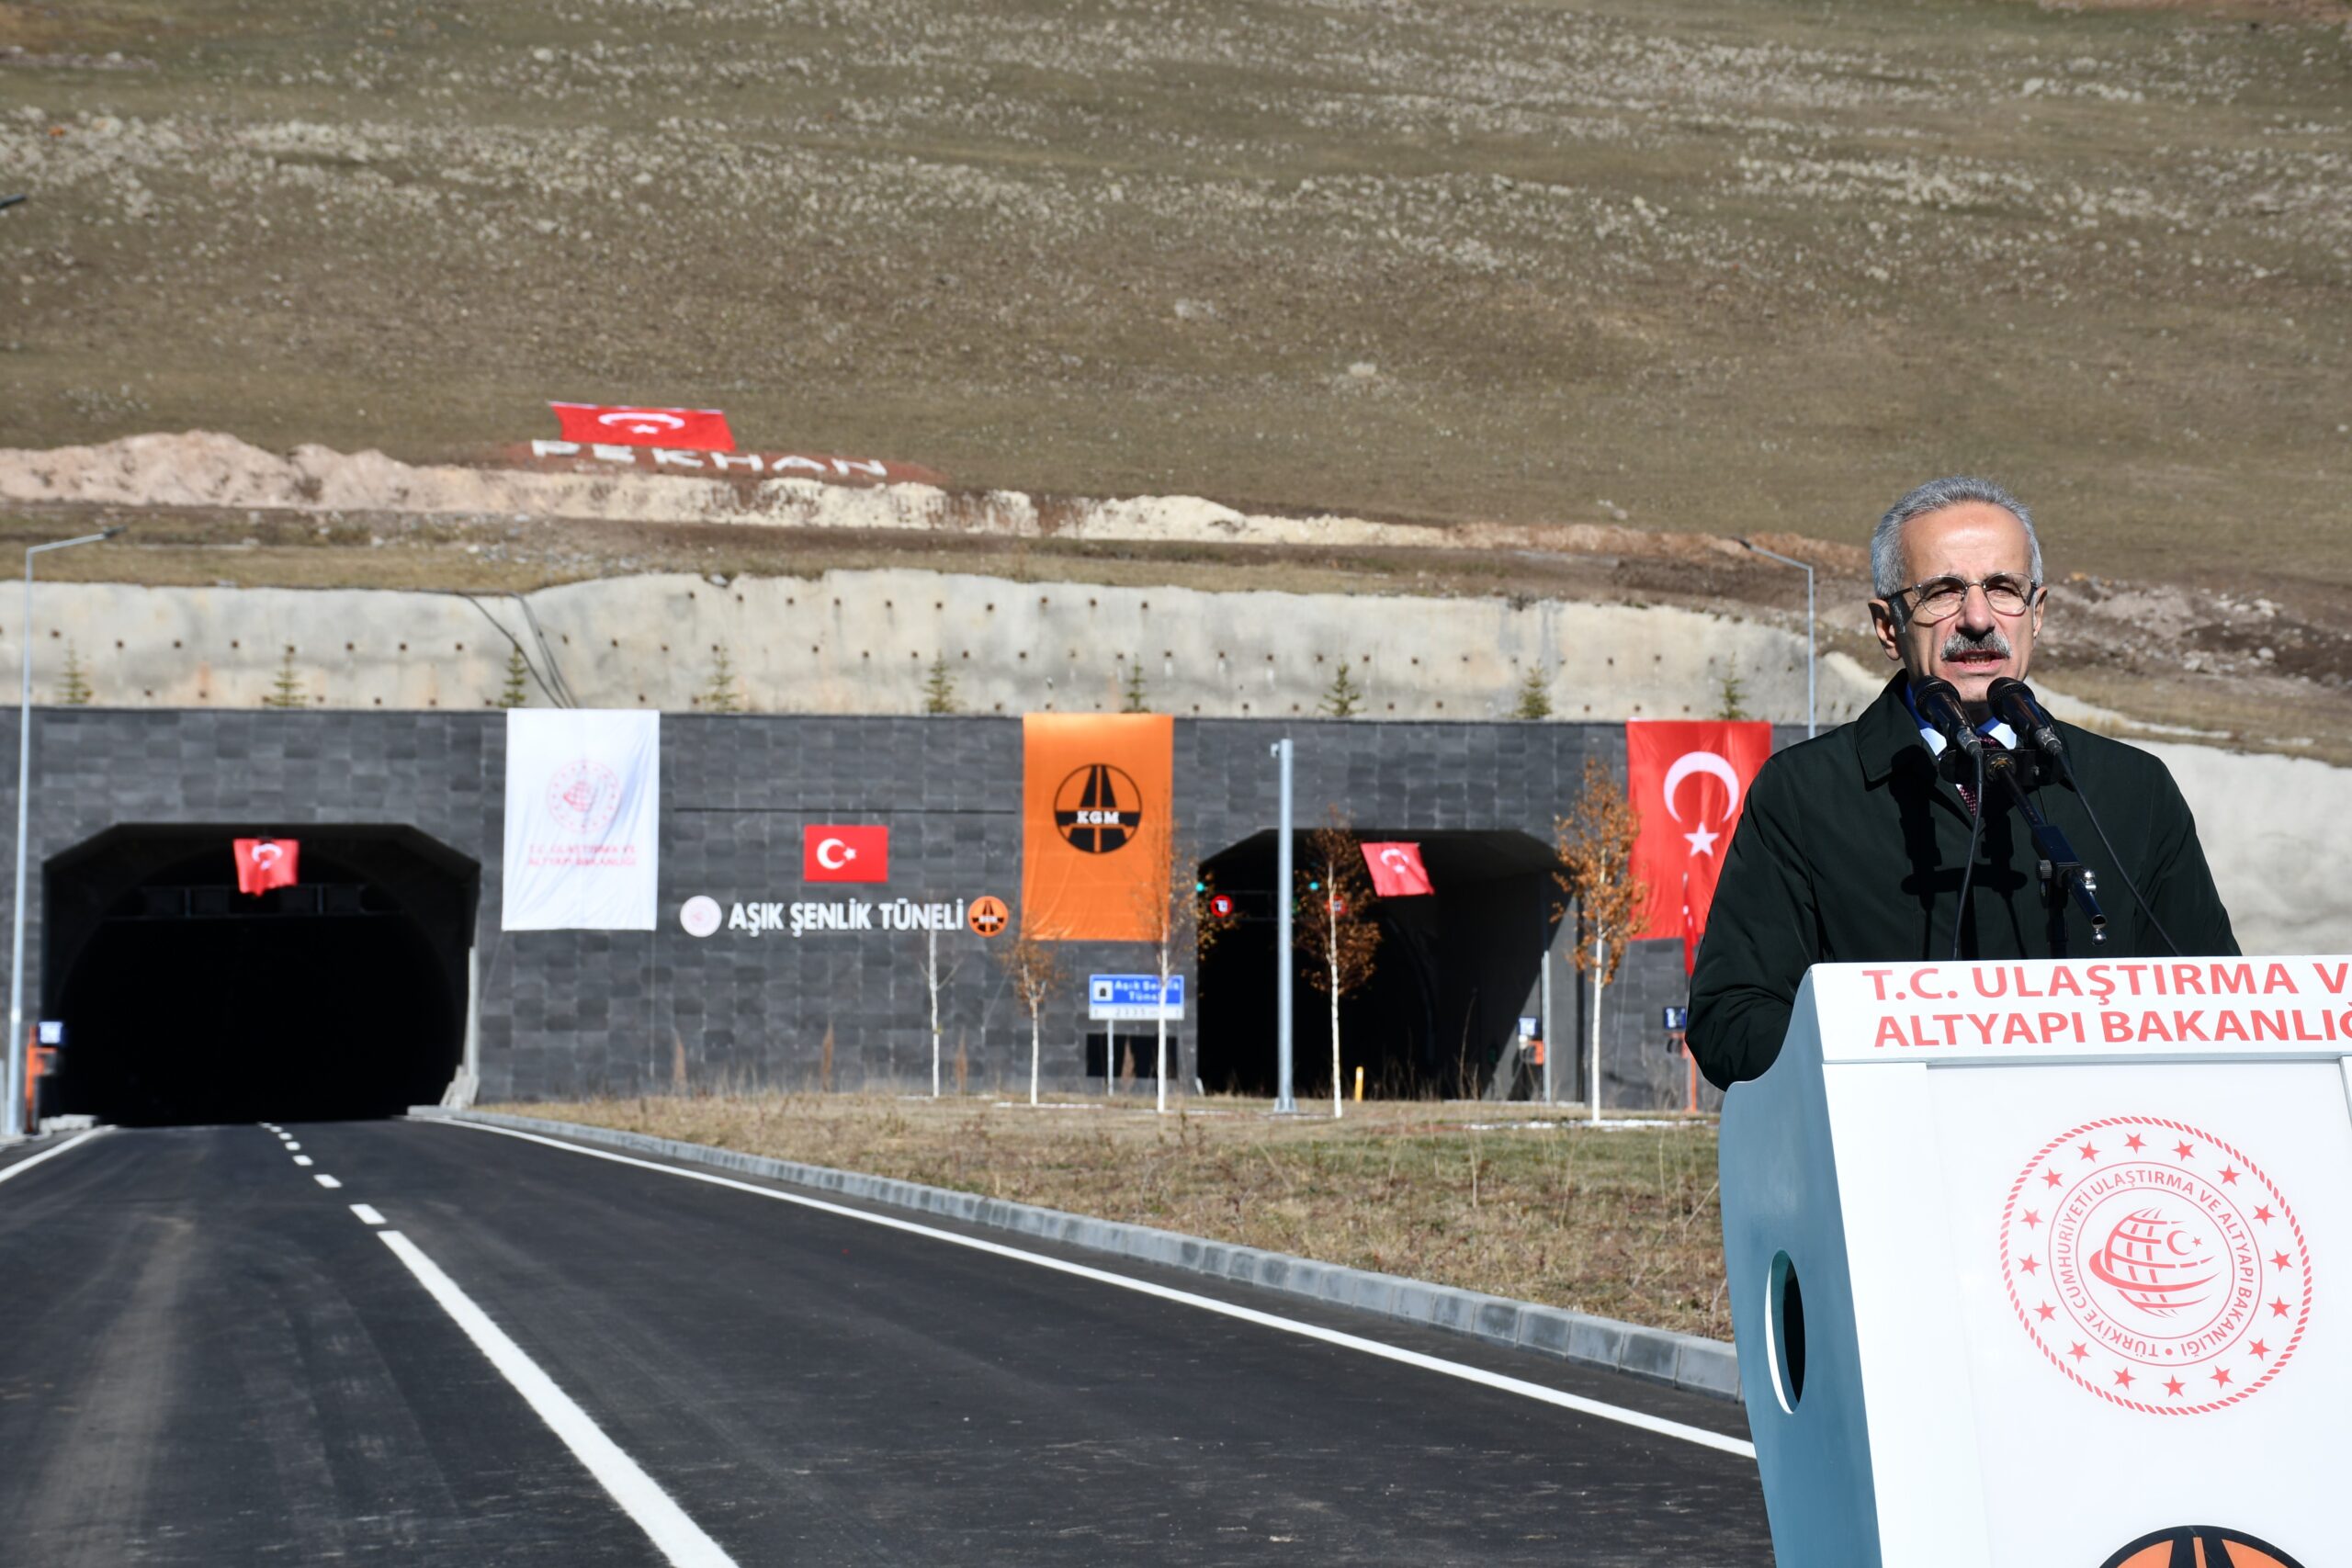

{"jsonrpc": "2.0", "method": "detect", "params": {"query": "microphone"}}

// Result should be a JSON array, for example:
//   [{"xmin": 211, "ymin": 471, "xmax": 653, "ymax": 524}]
[
  {"xmin": 1986, "ymin": 677, "xmax": 2063, "ymax": 761},
  {"xmin": 1982, "ymin": 676, "xmax": 2181, "ymax": 956},
  {"xmin": 1911, "ymin": 677, "xmax": 1984, "ymax": 761}
]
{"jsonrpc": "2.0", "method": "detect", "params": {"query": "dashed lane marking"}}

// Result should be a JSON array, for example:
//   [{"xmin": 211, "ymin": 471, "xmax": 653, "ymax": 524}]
[
  {"xmin": 0, "ymin": 1129, "xmax": 106, "ymax": 1188},
  {"xmin": 433, "ymin": 1119, "xmax": 1756, "ymax": 1461},
  {"xmin": 350, "ymin": 1203, "xmax": 386, "ymax": 1225},
  {"xmin": 293, "ymin": 1155, "xmax": 314, "ymax": 1167},
  {"xmin": 376, "ymin": 1229, "xmax": 741, "ymax": 1568},
  {"xmin": 314, "ymin": 1174, "xmax": 343, "ymax": 1190}
]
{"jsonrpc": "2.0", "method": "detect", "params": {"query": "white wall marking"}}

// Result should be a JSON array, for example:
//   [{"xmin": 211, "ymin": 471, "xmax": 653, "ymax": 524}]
[
  {"xmin": 434, "ymin": 1120, "xmax": 1754, "ymax": 1461},
  {"xmin": 0, "ymin": 1129, "xmax": 105, "ymax": 1188},
  {"xmin": 375, "ymin": 1230, "xmax": 739, "ymax": 1568},
  {"xmin": 314, "ymin": 1173, "xmax": 342, "ymax": 1190},
  {"xmin": 349, "ymin": 1202, "xmax": 386, "ymax": 1225}
]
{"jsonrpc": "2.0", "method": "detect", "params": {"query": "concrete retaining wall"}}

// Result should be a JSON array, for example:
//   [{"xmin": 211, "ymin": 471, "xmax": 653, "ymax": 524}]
[{"xmin": 6, "ymin": 568, "xmax": 1879, "ymax": 725}]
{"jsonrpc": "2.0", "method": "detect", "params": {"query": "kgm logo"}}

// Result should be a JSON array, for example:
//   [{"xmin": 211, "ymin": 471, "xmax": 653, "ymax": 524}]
[
  {"xmin": 803, "ymin": 825, "xmax": 889, "ymax": 884},
  {"xmin": 1053, "ymin": 763, "xmax": 1144, "ymax": 853}
]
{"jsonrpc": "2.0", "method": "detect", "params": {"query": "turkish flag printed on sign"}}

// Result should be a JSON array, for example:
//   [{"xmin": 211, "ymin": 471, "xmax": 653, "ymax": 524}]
[
  {"xmin": 1623, "ymin": 721, "xmax": 1773, "ymax": 973},
  {"xmin": 232, "ymin": 838, "xmax": 300, "ymax": 895},
  {"xmin": 803, "ymin": 825, "xmax": 888, "ymax": 884},
  {"xmin": 1360, "ymin": 841, "xmax": 1433, "ymax": 897},
  {"xmin": 549, "ymin": 403, "xmax": 735, "ymax": 452}
]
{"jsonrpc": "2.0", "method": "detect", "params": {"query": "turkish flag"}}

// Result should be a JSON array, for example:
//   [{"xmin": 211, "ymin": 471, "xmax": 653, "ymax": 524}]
[
  {"xmin": 803, "ymin": 825, "xmax": 888, "ymax": 884},
  {"xmin": 232, "ymin": 838, "xmax": 300, "ymax": 895},
  {"xmin": 1623, "ymin": 721, "xmax": 1773, "ymax": 970},
  {"xmin": 1360, "ymin": 841, "xmax": 1433, "ymax": 897},
  {"xmin": 549, "ymin": 402, "xmax": 734, "ymax": 451}
]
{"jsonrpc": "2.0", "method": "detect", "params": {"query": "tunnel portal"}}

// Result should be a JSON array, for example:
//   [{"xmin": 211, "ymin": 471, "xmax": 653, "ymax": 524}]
[
  {"xmin": 41, "ymin": 826, "xmax": 476, "ymax": 1126},
  {"xmin": 1195, "ymin": 829, "xmax": 1564, "ymax": 1100}
]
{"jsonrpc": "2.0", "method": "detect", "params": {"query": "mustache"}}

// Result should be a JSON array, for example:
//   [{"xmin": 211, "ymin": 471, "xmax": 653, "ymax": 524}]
[{"xmin": 1940, "ymin": 626, "xmax": 2012, "ymax": 660}]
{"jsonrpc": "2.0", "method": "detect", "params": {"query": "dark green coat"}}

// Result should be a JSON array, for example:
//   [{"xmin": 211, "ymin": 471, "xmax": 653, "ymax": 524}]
[{"xmin": 1688, "ymin": 674, "xmax": 2238, "ymax": 1089}]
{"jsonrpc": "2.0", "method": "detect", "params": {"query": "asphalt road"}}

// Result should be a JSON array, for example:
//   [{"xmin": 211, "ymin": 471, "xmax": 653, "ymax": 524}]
[{"xmin": 0, "ymin": 1121, "xmax": 1771, "ymax": 1565}]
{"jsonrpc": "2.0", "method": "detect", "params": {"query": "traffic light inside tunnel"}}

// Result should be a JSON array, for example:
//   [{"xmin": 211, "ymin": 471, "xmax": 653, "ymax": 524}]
[
  {"xmin": 39, "ymin": 826, "xmax": 475, "ymax": 1125},
  {"xmin": 1194, "ymin": 829, "xmax": 1563, "ymax": 1098}
]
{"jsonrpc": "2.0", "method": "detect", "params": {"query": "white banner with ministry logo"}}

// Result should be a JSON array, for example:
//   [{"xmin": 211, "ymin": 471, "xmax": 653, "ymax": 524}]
[{"xmin": 501, "ymin": 710, "xmax": 661, "ymax": 931}]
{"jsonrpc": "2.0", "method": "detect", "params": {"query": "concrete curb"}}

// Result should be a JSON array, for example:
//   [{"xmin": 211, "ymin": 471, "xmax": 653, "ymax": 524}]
[{"xmin": 411, "ymin": 1105, "xmax": 1743, "ymax": 1404}]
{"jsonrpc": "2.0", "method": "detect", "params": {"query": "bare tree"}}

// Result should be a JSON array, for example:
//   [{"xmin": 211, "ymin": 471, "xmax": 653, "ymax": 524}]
[
  {"xmin": 997, "ymin": 931, "xmax": 1064, "ymax": 1106},
  {"xmin": 915, "ymin": 924, "xmax": 966, "ymax": 1098},
  {"xmin": 1130, "ymin": 819, "xmax": 1225, "ymax": 1114},
  {"xmin": 1295, "ymin": 810, "xmax": 1381, "ymax": 1118},
  {"xmin": 1555, "ymin": 757, "xmax": 1647, "ymax": 1123}
]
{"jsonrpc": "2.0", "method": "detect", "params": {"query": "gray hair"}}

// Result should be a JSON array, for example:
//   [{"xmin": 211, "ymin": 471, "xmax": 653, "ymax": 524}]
[{"xmin": 1871, "ymin": 476, "xmax": 2043, "ymax": 600}]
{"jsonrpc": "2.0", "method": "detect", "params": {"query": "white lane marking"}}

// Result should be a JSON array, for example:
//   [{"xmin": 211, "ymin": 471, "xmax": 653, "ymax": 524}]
[
  {"xmin": 350, "ymin": 1203, "xmax": 386, "ymax": 1225},
  {"xmin": 0, "ymin": 1129, "xmax": 105, "ymax": 1188},
  {"xmin": 284, "ymin": 1141, "xmax": 301, "ymax": 1151},
  {"xmin": 293, "ymin": 1155, "xmax": 314, "ymax": 1167},
  {"xmin": 375, "ymin": 1230, "xmax": 740, "ymax": 1567},
  {"xmin": 436, "ymin": 1120, "xmax": 1755, "ymax": 1460},
  {"xmin": 314, "ymin": 1174, "xmax": 343, "ymax": 1190}
]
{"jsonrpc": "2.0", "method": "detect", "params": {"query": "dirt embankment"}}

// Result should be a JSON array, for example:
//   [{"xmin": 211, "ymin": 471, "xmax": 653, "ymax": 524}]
[
  {"xmin": 5, "ymin": 430, "xmax": 2347, "ymax": 764},
  {"xmin": 0, "ymin": 430, "xmax": 1758, "ymax": 558}
]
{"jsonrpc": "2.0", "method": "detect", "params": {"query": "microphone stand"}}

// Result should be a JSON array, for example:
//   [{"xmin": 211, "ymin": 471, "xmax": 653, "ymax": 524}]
[
  {"xmin": 1977, "ymin": 748, "xmax": 2107, "ymax": 954},
  {"xmin": 1988, "ymin": 677, "xmax": 2181, "ymax": 958}
]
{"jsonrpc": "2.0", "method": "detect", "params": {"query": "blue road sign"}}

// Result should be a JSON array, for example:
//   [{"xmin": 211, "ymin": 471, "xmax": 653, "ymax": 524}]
[
  {"xmin": 1088, "ymin": 974, "xmax": 1185, "ymax": 1021},
  {"xmin": 1662, "ymin": 1006, "xmax": 1690, "ymax": 1032}
]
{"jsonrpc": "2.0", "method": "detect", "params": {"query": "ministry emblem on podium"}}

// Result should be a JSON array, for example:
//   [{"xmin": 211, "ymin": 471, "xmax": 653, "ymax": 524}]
[{"xmin": 2000, "ymin": 1115, "xmax": 2312, "ymax": 1415}]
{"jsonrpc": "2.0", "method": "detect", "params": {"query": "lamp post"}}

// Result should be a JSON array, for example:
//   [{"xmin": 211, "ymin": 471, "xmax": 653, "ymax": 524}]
[
  {"xmin": 6, "ymin": 527, "xmax": 122, "ymax": 1138},
  {"xmin": 1271, "ymin": 738, "xmax": 1296, "ymax": 1114},
  {"xmin": 1738, "ymin": 538, "xmax": 1816, "ymax": 739}
]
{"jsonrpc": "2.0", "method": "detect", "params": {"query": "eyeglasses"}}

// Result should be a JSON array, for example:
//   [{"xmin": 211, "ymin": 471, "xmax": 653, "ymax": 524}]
[{"xmin": 1886, "ymin": 572, "xmax": 2041, "ymax": 622}]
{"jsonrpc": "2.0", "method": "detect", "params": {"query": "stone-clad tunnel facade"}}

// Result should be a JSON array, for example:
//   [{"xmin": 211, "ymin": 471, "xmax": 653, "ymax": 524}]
[{"xmin": 6, "ymin": 709, "xmax": 1770, "ymax": 1110}]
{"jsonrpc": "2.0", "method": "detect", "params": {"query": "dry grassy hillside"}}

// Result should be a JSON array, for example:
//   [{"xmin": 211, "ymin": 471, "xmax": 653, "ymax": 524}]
[
  {"xmin": 3, "ymin": 0, "xmax": 2347, "ymax": 748},
  {"xmin": 4, "ymin": 0, "xmax": 2346, "ymax": 580}
]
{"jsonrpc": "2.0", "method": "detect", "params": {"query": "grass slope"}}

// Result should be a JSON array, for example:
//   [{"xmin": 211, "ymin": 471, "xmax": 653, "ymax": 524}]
[
  {"xmin": 515, "ymin": 1092, "xmax": 1733, "ymax": 1340},
  {"xmin": 4, "ymin": 0, "xmax": 2347, "ymax": 600}
]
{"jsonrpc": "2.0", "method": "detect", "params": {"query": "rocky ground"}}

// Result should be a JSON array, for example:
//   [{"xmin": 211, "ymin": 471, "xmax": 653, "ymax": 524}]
[{"xmin": 2, "ymin": 0, "xmax": 2347, "ymax": 750}]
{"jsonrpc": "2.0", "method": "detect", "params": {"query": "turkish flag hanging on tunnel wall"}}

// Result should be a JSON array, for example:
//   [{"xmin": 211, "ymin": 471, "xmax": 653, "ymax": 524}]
[
  {"xmin": 1360, "ymin": 841, "xmax": 1433, "ymax": 897},
  {"xmin": 232, "ymin": 838, "xmax": 300, "ymax": 894},
  {"xmin": 1624, "ymin": 720, "xmax": 1774, "ymax": 971}
]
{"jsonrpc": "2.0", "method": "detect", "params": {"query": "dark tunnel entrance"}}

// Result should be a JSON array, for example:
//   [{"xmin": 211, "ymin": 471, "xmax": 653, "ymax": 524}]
[
  {"xmin": 41, "ymin": 826, "xmax": 477, "ymax": 1126},
  {"xmin": 1196, "ymin": 829, "xmax": 1563, "ymax": 1100}
]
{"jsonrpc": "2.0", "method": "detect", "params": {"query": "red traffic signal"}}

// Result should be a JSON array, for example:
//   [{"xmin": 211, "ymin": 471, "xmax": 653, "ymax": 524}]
[{"xmin": 1208, "ymin": 894, "xmax": 1234, "ymax": 919}]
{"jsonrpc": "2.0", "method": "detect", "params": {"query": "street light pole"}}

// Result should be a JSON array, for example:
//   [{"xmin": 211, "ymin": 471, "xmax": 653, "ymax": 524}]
[
  {"xmin": 1271, "ymin": 738, "xmax": 1295, "ymax": 1114},
  {"xmin": 1738, "ymin": 538, "xmax": 1816, "ymax": 739},
  {"xmin": 6, "ymin": 528, "xmax": 121, "ymax": 1138}
]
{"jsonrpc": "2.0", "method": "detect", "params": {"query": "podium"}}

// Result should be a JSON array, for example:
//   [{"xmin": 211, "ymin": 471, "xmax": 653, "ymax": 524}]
[{"xmin": 1720, "ymin": 957, "xmax": 2352, "ymax": 1568}]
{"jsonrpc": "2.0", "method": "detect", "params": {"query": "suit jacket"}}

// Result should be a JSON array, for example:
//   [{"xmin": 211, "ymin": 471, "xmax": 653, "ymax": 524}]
[{"xmin": 1688, "ymin": 674, "xmax": 2237, "ymax": 1089}]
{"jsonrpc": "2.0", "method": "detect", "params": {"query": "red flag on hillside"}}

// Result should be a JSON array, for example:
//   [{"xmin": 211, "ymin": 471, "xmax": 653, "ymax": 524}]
[
  {"xmin": 1624, "ymin": 721, "xmax": 1773, "ymax": 973},
  {"xmin": 549, "ymin": 402, "xmax": 734, "ymax": 451},
  {"xmin": 1360, "ymin": 841, "xmax": 1433, "ymax": 897},
  {"xmin": 233, "ymin": 838, "xmax": 300, "ymax": 895}
]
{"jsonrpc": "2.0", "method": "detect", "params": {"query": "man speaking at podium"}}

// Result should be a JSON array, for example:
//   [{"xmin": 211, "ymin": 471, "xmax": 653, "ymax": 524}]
[{"xmin": 1689, "ymin": 476, "xmax": 2237, "ymax": 1090}]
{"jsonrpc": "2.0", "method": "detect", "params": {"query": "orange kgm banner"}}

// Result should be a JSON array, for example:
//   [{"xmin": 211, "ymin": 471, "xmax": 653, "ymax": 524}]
[
  {"xmin": 1022, "ymin": 713, "xmax": 1173, "ymax": 941},
  {"xmin": 1625, "ymin": 720, "xmax": 1774, "ymax": 969}
]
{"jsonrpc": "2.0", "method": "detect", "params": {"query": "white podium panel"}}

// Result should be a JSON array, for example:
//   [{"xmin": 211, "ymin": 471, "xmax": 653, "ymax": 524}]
[{"xmin": 1722, "ymin": 958, "xmax": 2352, "ymax": 1568}]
